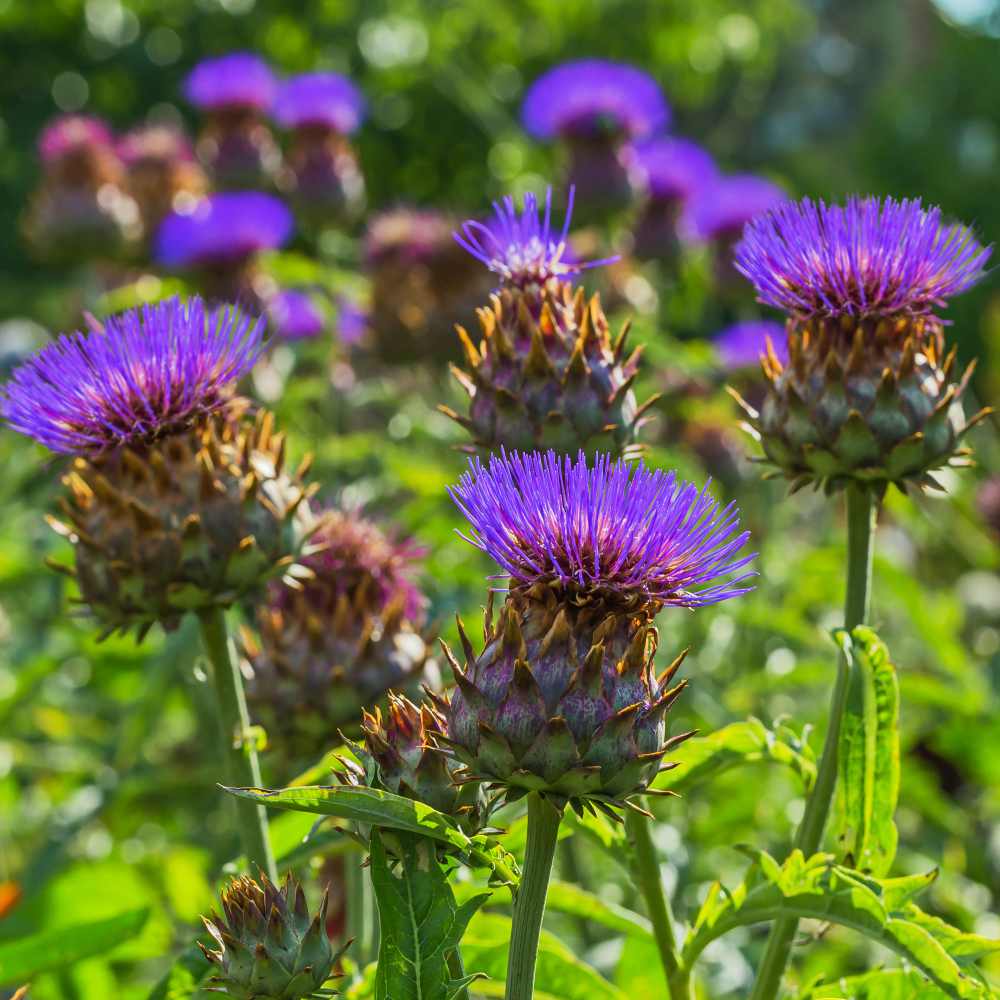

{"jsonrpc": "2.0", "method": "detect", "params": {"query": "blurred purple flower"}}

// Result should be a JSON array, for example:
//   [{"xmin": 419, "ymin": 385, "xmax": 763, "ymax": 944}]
[
  {"xmin": 184, "ymin": 52, "xmax": 276, "ymax": 112},
  {"xmin": 155, "ymin": 192, "xmax": 292, "ymax": 268},
  {"xmin": 521, "ymin": 60, "xmax": 669, "ymax": 139},
  {"xmin": 1, "ymin": 297, "xmax": 262, "ymax": 455},
  {"xmin": 735, "ymin": 196, "xmax": 991, "ymax": 318},
  {"xmin": 713, "ymin": 320, "xmax": 788, "ymax": 370},
  {"xmin": 38, "ymin": 115, "xmax": 114, "ymax": 163},
  {"xmin": 269, "ymin": 289, "xmax": 326, "ymax": 340},
  {"xmin": 627, "ymin": 137, "xmax": 717, "ymax": 201},
  {"xmin": 681, "ymin": 174, "xmax": 786, "ymax": 242},
  {"xmin": 273, "ymin": 72, "xmax": 365, "ymax": 133},
  {"xmin": 336, "ymin": 298, "xmax": 369, "ymax": 345},
  {"xmin": 450, "ymin": 449, "xmax": 755, "ymax": 609},
  {"xmin": 117, "ymin": 124, "xmax": 196, "ymax": 165},
  {"xmin": 364, "ymin": 207, "xmax": 452, "ymax": 266}
]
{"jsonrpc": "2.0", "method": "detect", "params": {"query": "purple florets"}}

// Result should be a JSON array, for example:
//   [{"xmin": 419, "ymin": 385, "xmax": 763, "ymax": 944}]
[
  {"xmin": 681, "ymin": 174, "xmax": 786, "ymax": 242},
  {"xmin": 627, "ymin": 137, "xmax": 717, "ymax": 201},
  {"xmin": 155, "ymin": 192, "xmax": 293, "ymax": 268},
  {"xmin": 184, "ymin": 52, "xmax": 276, "ymax": 112},
  {"xmin": 734, "ymin": 196, "xmax": 991, "ymax": 319},
  {"xmin": 1, "ymin": 297, "xmax": 263, "ymax": 455},
  {"xmin": 450, "ymin": 450, "xmax": 755, "ymax": 610},
  {"xmin": 269, "ymin": 289, "xmax": 325, "ymax": 340},
  {"xmin": 713, "ymin": 320, "xmax": 788, "ymax": 371},
  {"xmin": 454, "ymin": 186, "xmax": 615, "ymax": 289},
  {"xmin": 117, "ymin": 125, "xmax": 195, "ymax": 165},
  {"xmin": 39, "ymin": 115, "xmax": 114, "ymax": 163},
  {"xmin": 273, "ymin": 72, "xmax": 365, "ymax": 133},
  {"xmin": 522, "ymin": 60, "xmax": 669, "ymax": 140}
]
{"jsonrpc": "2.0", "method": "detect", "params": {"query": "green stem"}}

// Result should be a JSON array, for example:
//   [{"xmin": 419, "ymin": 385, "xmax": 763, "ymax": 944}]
[
  {"xmin": 198, "ymin": 607, "xmax": 276, "ymax": 881},
  {"xmin": 625, "ymin": 808, "xmax": 691, "ymax": 998},
  {"xmin": 505, "ymin": 794, "xmax": 562, "ymax": 1000},
  {"xmin": 345, "ymin": 845, "xmax": 376, "ymax": 965},
  {"xmin": 447, "ymin": 946, "xmax": 471, "ymax": 1000},
  {"xmin": 749, "ymin": 485, "xmax": 876, "ymax": 1000}
]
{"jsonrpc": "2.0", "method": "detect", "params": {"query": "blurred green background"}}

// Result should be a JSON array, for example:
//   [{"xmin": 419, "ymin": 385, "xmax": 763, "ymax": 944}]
[{"xmin": 1, "ymin": 1, "xmax": 999, "ymax": 998}]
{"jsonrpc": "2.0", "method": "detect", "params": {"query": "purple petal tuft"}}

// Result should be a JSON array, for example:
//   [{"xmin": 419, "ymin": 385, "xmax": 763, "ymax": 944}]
[
  {"xmin": 184, "ymin": 52, "xmax": 276, "ymax": 112},
  {"xmin": 273, "ymin": 72, "xmax": 365, "ymax": 133}
]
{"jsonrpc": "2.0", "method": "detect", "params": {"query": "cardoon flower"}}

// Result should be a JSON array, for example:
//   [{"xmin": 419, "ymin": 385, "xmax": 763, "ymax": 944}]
[
  {"xmin": 364, "ymin": 207, "xmax": 491, "ymax": 363},
  {"xmin": 338, "ymin": 693, "xmax": 485, "ymax": 834},
  {"xmin": 184, "ymin": 52, "xmax": 279, "ymax": 188},
  {"xmin": 443, "ymin": 187, "xmax": 654, "ymax": 457},
  {"xmin": 200, "ymin": 872, "xmax": 346, "ymax": 1000},
  {"xmin": 681, "ymin": 174, "xmax": 786, "ymax": 244},
  {"xmin": 439, "ymin": 450, "xmax": 753, "ymax": 811},
  {"xmin": 243, "ymin": 508, "xmax": 436, "ymax": 759},
  {"xmin": 336, "ymin": 297, "xmax": 369, "ymax": 346},
  {"xmin": 156, "ymin": 192, "xmax": 293, "ymax": 305},
  {"xmin": 2, "ymin": 297, "xmax": 317, "ymax": 637},
  {"xmin": 713, "ymin": 320, "xmax": 788, "ymax": 371},
  {"xmin": 522, "ymin": 60, "xmax": 669, "ymax": 217},
  {"xmin": 268, "ymin": 289, "xmax": 326, "ymax": 341},
  {"xmin": 118, "ymin": 124, "xmax": 206, "ymax": 239},
  {"xmin": 627, "ymin": 137, "xmax": 717, "ymax": 260},
  {"xmin": 733, "ymin": 196, "xmax": 991, "ymax": 492},
  {"xmin": 25, "ymin": 114, "xmax": 139, "ymax": 261},
  {"xmin": 274, "ymin": 72, "xmax": 366, "ymax": 224}
]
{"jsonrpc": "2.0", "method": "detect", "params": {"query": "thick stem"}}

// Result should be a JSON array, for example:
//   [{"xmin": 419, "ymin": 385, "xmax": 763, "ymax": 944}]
[
  {"xmin": 198, "ymin": 607, "xmax": 276, "ymax": 881},
  {"xmin": 749, "ymin": 486, "xmax": 876, "ymax": 1000},
  {"xmin": 346, "ymin": 845, "xmax": 377, "ymax": 965},
  {"xmin": 505, "ymin": 794, "xmax": 562, "ymax": 1000},
  {"xmin": 625, "ymin": 808, "xmax": 691, "ymax": 998}
]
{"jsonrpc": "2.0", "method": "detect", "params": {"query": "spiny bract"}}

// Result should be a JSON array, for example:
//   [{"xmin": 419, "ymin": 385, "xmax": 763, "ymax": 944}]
[
  {"xmin": 443, "ymin": 187, "xmax": 655, "ymax": 457},
  {"xmin": 200, "ymin": 872, "xmax": 345, "ymax": 1000}
]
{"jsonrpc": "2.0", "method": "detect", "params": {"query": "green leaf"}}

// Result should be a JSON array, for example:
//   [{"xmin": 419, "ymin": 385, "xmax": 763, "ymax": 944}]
[
  {"xmin": 369, "ymin": 831, "xmax": 489, "ymax": 1000},
  {"xmin": 0, "ymin": 907, "xmax": 148, "ymax": 986},
  {"xmin": 797, "ymin": 968, "xmax": 954, "ymax": 998},
  {"xmin": 682, "ymin": 851, "xmax": 995, "ymax": 999},
  {"xmin": 651, "ymin": 717, "xmax": 816, "ymax": 794},
  {"xmin": 224, "ymin": 784, "xmax": 519, "ymax": 887},
  {"xmin": 544, "ymin": 880, "xmax": 653, "ymax": 940},
  {"xmin": 902, "ymin": 904, "xmax": 1000, "ymax": 965},
  {"xmin": 831, "ymin": 627, "xmax": 901, "ymax": 876},
  {"xmin": 461, "ymin": 913, "xmax": 629, "ymax": 1000}
]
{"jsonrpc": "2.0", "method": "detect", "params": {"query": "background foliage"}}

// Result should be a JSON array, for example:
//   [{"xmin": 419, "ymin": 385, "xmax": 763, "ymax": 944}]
[{"xmin": 1, "ymin": 0, "xmax": 999, "ymax": 998}]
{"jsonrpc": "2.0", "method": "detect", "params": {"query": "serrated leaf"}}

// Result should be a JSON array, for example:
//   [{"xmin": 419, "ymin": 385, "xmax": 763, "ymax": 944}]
[
  {"xmin": 651, "ymin": 718, "xmax": 816, "ymax": 794},
  {"xmin": 224, "ymin": 784, "xmax": 519, "ymax": 887},
  {"xmin": 831, "ymin": 627, "xmax": 901, "ymax": 876},
  {"xmin": 681, "ymin": 851, "xmax": 994, "ymax": 999},
  {"xmin": 797, "ymin": 967, "xmax": 953, "ymax": 998},
  {"xmin": 0, "ymin": 907, "xmax": 148, "ymax": 986},
  {"xmin": 902, "ymin": 904, "xmax": 1000, "ymax": 964},
  {"xmin": 370, "ymin": 831, "xmax": 489, "ymax": 1000},
  {"xmin": 461, "ymin": 913, "xmax": 629, "ymax": 1000}
]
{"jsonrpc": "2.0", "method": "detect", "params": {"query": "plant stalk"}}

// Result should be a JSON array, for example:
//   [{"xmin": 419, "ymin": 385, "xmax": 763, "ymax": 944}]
[
  {"xmin": 625, "ymin": 807, "xmax": 691, "ymax": 998},
  {"xmin": 749, "ymin": 485, "xmax": 876, "ymax": 1000},
  {"xmin": 505, "ymin": 794, "xmax": 562, "ymax": 1000},
  {"xmin": 345, "ymin": 845, "xmax": 377, "ymax": 966},
  {"xmin": 198, "ymin": 606, "xmax": 276, "ymax": 881}
]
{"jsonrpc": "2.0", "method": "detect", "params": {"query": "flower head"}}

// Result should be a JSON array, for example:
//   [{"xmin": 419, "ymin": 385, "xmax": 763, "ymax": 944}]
[
  {"xmin": 273, "ymin": 72, "xmax": 365, "ymax": 133},
  {"xmin": 39, "ymin": 115, "xmax": 114, "ymax": 163},
  {"xmin": 628, "ymin": 137, "xmax": 717, "ymax": 201},
  {"xmin": 117, "ymin": 124, "xmax": 195, "ymax": 166},
  {"xmin": 450, "ymin": 450, "xmax": 755, "ymax": 611},
  {"xmin": 337, "ymin": 297, "xmax": 369, "ymax": 344},
  {"xmin": 155, "ymin": 192, "xmax": 292, "ymax": 268},
  {"xmin": 713, "ymin": 320, "xmax": 788, "ymax": 371},
  {"xmin": 269, "ymin": 289, "xmax": 325, "ymax": 340},
  {"xmin": 454, "ymin": 186, "xmax": 615, "ymax": 289},
  {"xmin": 735, "ymin": 196, "xmax": 991, "ymax": 319},
  {"xmin": 681, "ymin": 174, "xmax": 786, "ymax": 242},
  {"xmin": 184, "ymin": 52, "xmax": 276, "ymax": 112},
  {"xmin": 1, "ymin": 297, "xmax": 263, "ymax": 455},
  {"xmin": 522, "ymin": 60, "xmax": 669, "ymax": 140}
]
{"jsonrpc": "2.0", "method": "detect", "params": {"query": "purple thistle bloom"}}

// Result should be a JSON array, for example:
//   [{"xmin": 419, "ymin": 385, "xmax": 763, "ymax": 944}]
[
  {"xmin": 273, "ymin": 72, "xmax": 365, "ymax": 134},
  {"xmin": 336, "ymin": 297, "xmax": 369, "ymax": 345},
  {"xmin": 681, "ymin": 174, "xmax": 786, "ymax": 242},
  {"xmin": 39, "ymin": 115, "xmax": 114, "ymax": 163},
  {"xmin": 627, "ymin": 137, "xmax": 717, "ymax": 201},
  {"xmin": 713, "ymin": 320, "xmax": 788, "ymax": 371},
  {"xmin": 117, "ymin": 124, "xmax": 195, "ymax": 165},
  {"xmin": 522, "ymin": 60, "xmax": 669, "ymax": 140},
  {"xmin": 269, "ymin": 289, "xmax": 325, "ymax": 340},
  {"xmin": 454, "ymin": 186, "xmax": 617, "ymax": 288},
  {"xmin": 734, "ymin": 196, "xmax": 991, "ymax": 319},
  {"xmin": 1, "ymin": 297, "xmax": 263, "ymax": 455},
  {"xmin": 155, "ymin": 192, "xmax": 292, "ymax": 269},
  {"xmin": 184, "ymin": 52, "xmax": 276, "ymax": 112},
  {"xmin": 450, "ymin": 450, "xmax": 755, "ymax": 610}
]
